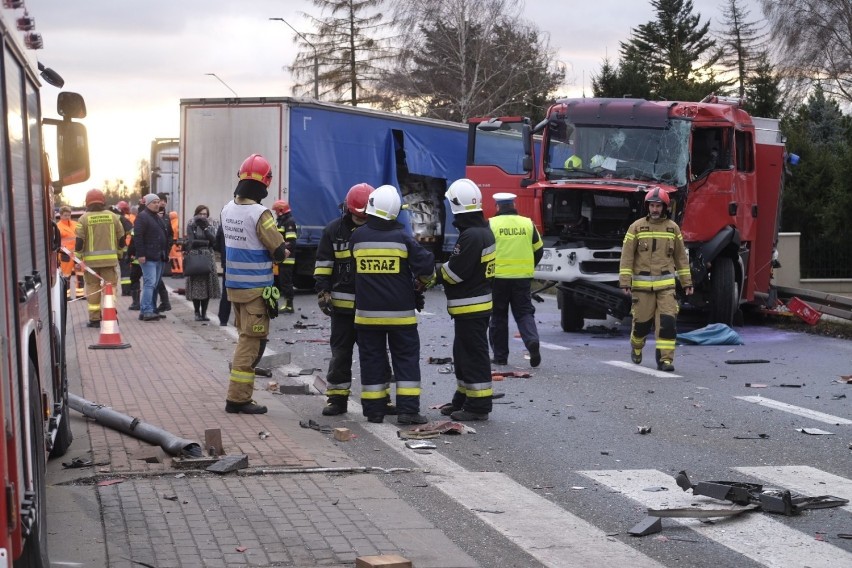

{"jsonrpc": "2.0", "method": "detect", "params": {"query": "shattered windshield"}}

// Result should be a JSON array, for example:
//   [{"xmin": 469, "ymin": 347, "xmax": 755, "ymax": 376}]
[{"xmin": 544, "ymin": 119, "xmax": 690, "ymax": 187}]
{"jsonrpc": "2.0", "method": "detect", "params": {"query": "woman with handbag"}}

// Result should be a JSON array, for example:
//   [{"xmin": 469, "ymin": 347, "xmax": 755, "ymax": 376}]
[{"xmin": 184, "ymin": 205, "xmax": 220, "ymax": 321}]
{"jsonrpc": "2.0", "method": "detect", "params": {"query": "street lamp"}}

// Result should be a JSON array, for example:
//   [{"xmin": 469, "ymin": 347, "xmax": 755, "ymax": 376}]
[
  {"xmin": 204, "ymin": 73, "xmax": 238, "ymax": 97},
  {"xmin": 269, "ymin": 17, "xmax": 318, "ymax": 100}
]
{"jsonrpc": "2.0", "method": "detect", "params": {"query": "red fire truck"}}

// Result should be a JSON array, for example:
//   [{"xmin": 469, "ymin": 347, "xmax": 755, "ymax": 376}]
[
  {"xmin": 0, "ymin": 5, "xmax": 90, "ymax": 566},
  {"xmin": 467, "ymin": 97, "xmax": 786, "ymax": 330}
]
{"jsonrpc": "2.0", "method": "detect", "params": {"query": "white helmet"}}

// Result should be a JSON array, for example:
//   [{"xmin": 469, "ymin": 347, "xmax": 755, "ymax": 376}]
[
  {"xmin": 366, "ymin": 184, "xmax": 401, "ymax": 220},
  {"xmin": 446, "ymin": 178, "xmax": 482, "ymax": 215}
]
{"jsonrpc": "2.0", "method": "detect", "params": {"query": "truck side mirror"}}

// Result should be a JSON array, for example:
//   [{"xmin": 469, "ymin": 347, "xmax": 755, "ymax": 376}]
[{"xmin": 57, "ymin": 120, "xmax": 90, "ymax": 187}]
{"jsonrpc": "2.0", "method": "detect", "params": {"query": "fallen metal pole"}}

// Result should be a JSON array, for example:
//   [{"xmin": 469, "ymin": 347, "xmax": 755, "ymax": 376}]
[{"xmin": 68, "ymin": 393, "xmax": 202, "ymax": 457}]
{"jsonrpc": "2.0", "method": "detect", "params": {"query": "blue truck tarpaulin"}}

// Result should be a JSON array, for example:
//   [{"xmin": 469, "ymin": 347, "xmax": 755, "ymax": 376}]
[{"xmin": 676, "ymin": 323, "xmax": 744, "ymax": 345}]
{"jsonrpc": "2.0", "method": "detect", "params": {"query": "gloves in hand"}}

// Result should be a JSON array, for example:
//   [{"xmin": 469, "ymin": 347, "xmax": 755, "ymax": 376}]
[
  {"xmin": 414, "ymin": 290, "xmax": 425, "ymax": 312},
  {"xmin": 317, "ymin": 290, "xmax": 333, "ymax": 316},
  {"xmin": 262, "ymin": 286, "xmax": 280, "ymax": 319}
]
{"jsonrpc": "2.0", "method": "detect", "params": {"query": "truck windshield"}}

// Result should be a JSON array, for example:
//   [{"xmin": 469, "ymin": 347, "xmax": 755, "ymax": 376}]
[{"xmin": 545, "ymin": 119, "xmax": 691, "ymax": 187}]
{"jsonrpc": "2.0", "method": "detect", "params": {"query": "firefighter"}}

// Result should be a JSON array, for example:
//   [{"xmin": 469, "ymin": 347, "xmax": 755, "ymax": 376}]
[
  {"xmin": 221, "ymin": 153, "xmax": 289, "ymax": 414},
  {"xmin": 56, "ymin": 205, "xmax": 78, "ymax": 279},
  {"xmin": 115, "ymin": 201, "xmax": 134, "ymax": 296},
  {"xmin": 435, "ymin": 179, "xmax": 496, "ymax": 421},
  {"xmin": 271, "ymin": 200, "xmax": 298, "ymax": 314},
  {"xmin": 488, "ymin": 193, "xmax": 544, "ymax": 367},
  {"xmin": 75, "ymin": 189, "xmax": 127, "ymax": 327},
  {"xmin": 619, "ymin": 187, "xmax": 693, "ymax": 372},
  {"xmin": 314, "ymin": 183, "xmax": 394, "ymax": 417},
  {"xmin": 350, "ymin": 184, "xmax": 435, "ymax": 424}
]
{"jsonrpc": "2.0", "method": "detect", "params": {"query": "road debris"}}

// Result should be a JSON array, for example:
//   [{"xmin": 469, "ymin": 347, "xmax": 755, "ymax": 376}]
[
  {"xmin": 397, "ymin": 420, "xmax": 474, "ymax": 439},
  {"xmin": 727, "ymin": 359, "xmax": 771, "ymax": 365},
  {"xmin": 797, "ymin": 427, "xmax": 834, "ymax": 435},
  {"xmin": 427, "ymin": 357, "xmax": 453, "ymax": 364},
  {"xmin": 299, "ymin": 419, "xmax": 333, "ymax": 434},
  {"xmin": 628, "ymin": 516, "xmax": 662, "ymax": 536},
  {"xmin": 745, "ymin": 383, "xmax": 768, "ymax": 388},
  {"xmin": 333, "ymin": 428, "xmax": 352, "ymax": 442},
  {"xmin": 62, "ymin": 457, "xmax": 93, "ymax": 469},
  {"xmin": 404, "ymin": 440, "xmax": 436, "ymax": 450},
  {"xmin": 733, "ymin": 433, "xmax": 769, "ymax": 439},
  {"xmin": 637, "ymin": 425, "xmax": 652, "ymax": 435},
  {"xmin": 491, "ymin": 370, "xmax": 532, "ymax": 379},
  {"xmin": 258, "ymin": 431, "xmax": 270, "ymax": 440}
]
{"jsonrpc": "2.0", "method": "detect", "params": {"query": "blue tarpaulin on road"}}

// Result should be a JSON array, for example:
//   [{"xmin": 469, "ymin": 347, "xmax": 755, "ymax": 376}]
[{"xmin": 676, "ymin": 323, "xmax": 744, "ymax": 345}]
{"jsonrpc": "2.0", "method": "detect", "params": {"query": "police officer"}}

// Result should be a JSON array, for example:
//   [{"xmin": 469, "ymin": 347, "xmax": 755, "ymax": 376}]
[
  {"xmin": 271, "ymin": 200, "xmax": 298, "ymax": 314},
  {"xmin": 221, "ymin": 154, "xmax": 289, "ymax": 414},
  {"xmin": 619, "ymin": 187, "xmax": 692, "ymax": 372},
  {"xmin": 488, "ymin": 193, "xmax": 544, "ymax": 367},
  {"xmin": 350, "ymin": 184, "xmax": 435, "ymax": 425},
  {"xmin": 314, "ymin": 183, "xmax": 393, "ymax": 417},
  {"xmin": 75, "ymin": 189, "xmax": 127, "ymax": 327},
  {"xmin": 436, "ymin": 179, "xmax": 496, "ymax": 421}
]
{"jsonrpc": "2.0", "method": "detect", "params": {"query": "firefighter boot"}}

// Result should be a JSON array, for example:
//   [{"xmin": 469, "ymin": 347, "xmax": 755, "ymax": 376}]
[
  {"xmin": 225, "ymin": 400, "xmax": 268, "ymax": 414},
  {"xmin": 658, "ymin": 359, "xmax": 675, "ymax": 372},
  {"xmin": 631, "ymin": 348, "xmax": 642, "ymax": 364},
  {"xmin": 128, "ymin": 290, "xmax": 140, "ymax": 311},
  {"xmin": 280, "ymin": 298, "xmax": 294, "ymax": 314},
  {"xmin": 322, "ymin": 396, "xmax": 348, "ymax": 416}
]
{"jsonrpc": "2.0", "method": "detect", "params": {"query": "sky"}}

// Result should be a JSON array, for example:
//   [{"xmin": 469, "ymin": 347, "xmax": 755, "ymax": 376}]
[{"xmin": 22, "ymin": 0, "xmax": 762, "ymax": 206}]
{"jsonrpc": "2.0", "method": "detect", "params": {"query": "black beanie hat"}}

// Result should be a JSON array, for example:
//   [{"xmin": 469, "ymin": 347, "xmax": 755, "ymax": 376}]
[{"xmin": 235, "ymin": 179, "xmax": 268, "ymax": 203}]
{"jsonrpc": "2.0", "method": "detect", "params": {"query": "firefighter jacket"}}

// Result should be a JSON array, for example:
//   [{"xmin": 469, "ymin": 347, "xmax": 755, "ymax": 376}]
[
  {"xmin": 489, "ymin": 209, "xmax": 543, "ymax": 279},
  {"xmin": 437, "ymin": 213, "xmax": 495, "ymax": 319},
  {"xmin": 350, "ymin": 217, "xmax": 435, "ymax": 329},
  {"xmin": 313, "ymin": 214, "xmax": 359, "ymax": 314},
  {"xmin": 221, "ymin": 198, "xmax": 286, "ymax": 296},
  {"xmin": 619, "ymin": 215, "xmax": 692, "ymax": 291},
  {"xmin": 133, "ymin": 207, "xmax": 169, "ymax": 262},
  {"xmin": 276, "ymin": 212, "xmax": 298, "ymax": 266},
  {"xmin": 75, "ymin": 208, "xmax": 126, "ymax": 268}
]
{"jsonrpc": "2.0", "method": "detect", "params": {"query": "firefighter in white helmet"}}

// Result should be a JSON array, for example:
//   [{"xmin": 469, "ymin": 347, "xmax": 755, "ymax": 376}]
[
  {"xmin": 349, "ymin": 184, "xmax": 435, "ymax": 424},
  {"xmin": 435, "ymin": 178, "xmax": 496, "ymax": 421},
  {"xmin": 619, "ymin": 187, "xmax": 693, "ymax": 372}
]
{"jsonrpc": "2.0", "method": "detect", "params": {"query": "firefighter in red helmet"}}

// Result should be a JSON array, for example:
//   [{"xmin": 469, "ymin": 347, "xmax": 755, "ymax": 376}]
[
  {"xmin": 221, "ymin": 154, "xmax": 288, "ymax": 414},
  {"xmin": 271, "ymin": 199, "xmax": 298, "ymax": 314},
  {"xmin": 619, "ymin": 187, "xmax": 693, "ymax": 372},
  {"xmin": 313, "ymin": 183, "xmax": 394, "ymax": 417},
  {"xmin": 75, "ymin": 189, "xmax": 128, "ymax": 327}
]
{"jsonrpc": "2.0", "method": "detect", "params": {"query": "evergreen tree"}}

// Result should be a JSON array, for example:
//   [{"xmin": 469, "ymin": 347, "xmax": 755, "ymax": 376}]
[
  {"xmin": 743, "ymin": 51, "xmax": 782, "ymax": 118},
  {"xmin": 288, "ymin": 0, "xmax": 393, "ymax": 106},
  {"xmin": 715, "ymin": 0, "xmax": 767, "ymax": 98}
]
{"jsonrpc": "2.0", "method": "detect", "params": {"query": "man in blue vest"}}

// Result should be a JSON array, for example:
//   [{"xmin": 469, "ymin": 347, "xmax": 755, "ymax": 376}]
[
  {"xmin": 221, "ymin": 154, "xmax": 289, "ymax": 414},
  {"xmin": 489, "ymin": 193, "xmax": 544, "ymax": 368},
  {"xmin": 350, "ymin": 184, "xmax": 435, "ymax": 425}
]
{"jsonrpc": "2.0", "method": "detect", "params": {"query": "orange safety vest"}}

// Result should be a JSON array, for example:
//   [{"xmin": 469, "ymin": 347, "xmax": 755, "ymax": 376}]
[{"xmin": 57, "ymin": 218, "xmax": 78, "ymax": 276}]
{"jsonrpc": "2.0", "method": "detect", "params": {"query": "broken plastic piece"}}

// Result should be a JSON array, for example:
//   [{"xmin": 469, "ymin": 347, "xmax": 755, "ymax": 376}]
[
  {"xmin": 796, "ymin": 427, "xmax": 834, "ymax": 435},
  {"xmin": 637, "ymin": 425, "xmax": 652, "ymax": 435},
  {"xmin": 745, "ymin": 383, "xmax": 768, "ymax": 388},
  {"xmin": 628, "ymin": 515, "xmax": 662, "ymax": 536},
  {"xmin": 647, "ymin": 505, "xmax": 758, "ymax": 518},
  {"xmin": 727, "ymin": 359, "xmax": 771, "ymax": 364},
  {"xmin": 62, "ymin": 457, "xmax": 93, "ymax": 469},
  {"xmin": 427, "ymin": 357, "xmax": 453, "ymax": 364},
  {"xmin": 405, "ymin": 440, "xmax": 436, "ymax": 450}
]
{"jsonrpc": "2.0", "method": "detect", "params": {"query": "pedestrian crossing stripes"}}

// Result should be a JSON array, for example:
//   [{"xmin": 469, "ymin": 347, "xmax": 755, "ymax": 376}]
[
  {"xmin": 735, "ymin": 396, "xmax": 852, "ymax": 425},
  {"xmin": 579, "ymin": 468, "xmax": 852, "ymax": 568},
  {"xmin": 606, "ymin": 360, "xmax": 682, "ymax": 378},
  {"xmin": 733, "ymin": 466, "xmax": 852, "ymax": 514}
]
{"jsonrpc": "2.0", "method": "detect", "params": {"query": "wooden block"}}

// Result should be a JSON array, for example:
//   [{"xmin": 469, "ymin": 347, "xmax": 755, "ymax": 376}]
[
  {"xmin": 355, "ymin": 555, "xmax": 412, "ymax": 568},
  {"xmin": 333, "ymin": 427, "xmax": 352, "ymax": 442},
  {"xmin": 204, "ymin": 428, "xmax": 224, "ymax": 457}
]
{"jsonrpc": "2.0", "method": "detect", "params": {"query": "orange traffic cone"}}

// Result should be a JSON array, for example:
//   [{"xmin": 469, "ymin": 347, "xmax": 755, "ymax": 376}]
[{"xmin": 89, "ymin": 282, "xmax": 131, "ymax": 350}]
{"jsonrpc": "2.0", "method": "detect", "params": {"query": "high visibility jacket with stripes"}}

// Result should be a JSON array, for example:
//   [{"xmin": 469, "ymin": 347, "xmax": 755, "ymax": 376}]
[
  {"xmin": 74, "ymin": 209, "xmax": 126, "ymax": 267},
  {"xmin": 221, "ymin": 200, "xmax": 282, "ymax": 290},
  {"xmin": 489, "ymin": 211, "xmax": 543, "ymax": 279},
  {"xmin": 350, "ymin": 218, "xmax": 435, "ymax": 329},
  {"xmin": 313, "ymin": 214, "xmax": 359, "ymax": 314},
  {"xmin": 618, "ymin": 215, "xmax": 692, "ymax": 291},
  {"xmin": 57, "ymin": 218, "xmax": 78, "ymax": 256},
  {"xmin": 439, "ymin": 215, "xmax": 495, "ymax": 319},
  {"xmin": 276, "ymin": 212, "xmax": 298, "ymax": 265}
]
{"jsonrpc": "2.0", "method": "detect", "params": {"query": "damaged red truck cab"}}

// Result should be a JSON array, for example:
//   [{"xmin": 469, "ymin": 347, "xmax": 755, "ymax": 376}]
[{"xmin": 466, "ymin": 97, "xmax": 786, "ymax": 330}]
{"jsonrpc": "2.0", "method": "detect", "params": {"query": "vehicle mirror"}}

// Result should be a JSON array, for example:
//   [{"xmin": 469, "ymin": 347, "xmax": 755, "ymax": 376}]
[
  {"xmin": 58, "ymin": 92, "xmax": 87, "ymax": 119},
  {"xmin": 57, "ymin": 121, "xmax": 90, "ymax": 186}
]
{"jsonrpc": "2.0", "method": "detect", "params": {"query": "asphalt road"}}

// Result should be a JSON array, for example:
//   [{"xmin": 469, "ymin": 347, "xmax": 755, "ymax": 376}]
[{"xmin": 279, "ymin": 288, "xmax": 852, "ymax": 568}]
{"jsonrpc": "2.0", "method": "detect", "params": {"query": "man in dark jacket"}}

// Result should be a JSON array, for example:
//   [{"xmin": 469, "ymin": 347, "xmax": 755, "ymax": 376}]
[
  {"xmin": 133, "ymin": 193, "xmax": 170, "ymax": 321},
  {"xmin": 350, "ymin": 184, "xmax": 435, "ymax": 425},
  {"xmin": 436, "ymin": 179, "xmax": 496, "ymax": 421}
]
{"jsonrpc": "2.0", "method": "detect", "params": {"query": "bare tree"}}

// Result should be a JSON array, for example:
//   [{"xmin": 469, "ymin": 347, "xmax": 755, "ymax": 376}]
[
  {"xmin": 381, "ymin": 0, "xmax": 564, "ymax": 122},
  {"xmin": 761, "ymin": 0, "xmax": 852, "ymax": 103}
]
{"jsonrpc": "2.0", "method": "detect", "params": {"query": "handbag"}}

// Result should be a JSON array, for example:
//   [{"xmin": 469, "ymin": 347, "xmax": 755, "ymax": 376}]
[{"xmin": 183, "ymin": 252, "xmax": 212, "ymax": 276}]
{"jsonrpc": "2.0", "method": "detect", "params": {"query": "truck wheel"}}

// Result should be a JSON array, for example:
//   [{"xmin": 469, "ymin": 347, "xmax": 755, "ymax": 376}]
[
  {"xmin": 559, "ymin": 290, "xmax": 584, "ymax": 332},
  {"xmin": 18, "ymin": 365, "xmax": 50, "ymax": 568},
  {"xmin": 50, "ymin": 310, "xmax": 72, "ymax": 458},
  {"xmin": 709, "ymin": 256, "xmax": 737, "ymax": 326}
]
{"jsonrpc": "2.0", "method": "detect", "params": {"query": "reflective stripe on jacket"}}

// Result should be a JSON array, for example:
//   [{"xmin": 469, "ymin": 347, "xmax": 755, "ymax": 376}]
[
  {"xmin": 222, "ymin": 200, "xmax": 274, "ymax": 289},
  {"xmin": 441, "ymin": 221, "xmax": 495, "ymax": 319},
  {"xmin": 489, "ymin": 214, "xmax": 542, "ymax": 278},
  {"xmin": 313, "ymin": 215, "xmax": 359, "ymax": 313},
  {"xmin": 618, "ymin": 216, "xmax": 692, "ymax": 291},
  {"xmin": 75, "ymin": 211, "xmax": 124, "ymax": 267}
]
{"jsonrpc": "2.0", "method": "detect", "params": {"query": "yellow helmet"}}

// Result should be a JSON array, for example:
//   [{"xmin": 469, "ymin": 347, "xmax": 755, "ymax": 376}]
[{"xmin": 564, "ymin": 155, "xmax": 582, "ymax": 170}]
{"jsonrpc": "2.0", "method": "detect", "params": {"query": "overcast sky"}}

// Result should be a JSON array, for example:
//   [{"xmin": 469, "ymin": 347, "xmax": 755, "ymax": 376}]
[{"xmin": 23, "ymin": 0, "xmax": 761, "ymax": 205}]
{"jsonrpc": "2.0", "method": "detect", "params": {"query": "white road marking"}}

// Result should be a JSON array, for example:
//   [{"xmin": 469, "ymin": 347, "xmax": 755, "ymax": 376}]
[
  {"xmin": 291, "ymin": 374, "xmax": 663, "ymax": 568},
  {"xmin": 605, "ymin": 360, "xmax": 682, "ymax": 378},
  {"xmin": 580, "ymin": 468, "xmax": 852, "ymax": 568},
  {"xmin": 735, "ymin": 396, "xmax": 852, "ymax": 425},
  {"xmin": 512, "ymin": 337, "xmax": 570, "ymax": 350},
  {"xmin": 733, "ymin": 466, "xmax": 852, "ymax": 513}
]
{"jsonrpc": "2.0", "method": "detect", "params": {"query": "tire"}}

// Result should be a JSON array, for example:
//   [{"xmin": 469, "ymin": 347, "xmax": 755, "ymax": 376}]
[
  {"xmin": 17, "ymin": 365, "xmax": 50, "ymax": 568},
  {"xmin": 50, "ymin": 293, "xmax": 73, "ymax": 458},
  {"xmin": 708, "ymin": 256, "xmax": 737, "ymax": 326},
  {"xmin": 559, "ymin": 289, "xmax": 584, "ymax": 332}
]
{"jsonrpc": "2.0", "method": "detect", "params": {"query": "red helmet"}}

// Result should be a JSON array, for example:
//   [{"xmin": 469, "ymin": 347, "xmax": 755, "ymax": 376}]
[
  {"xmin": 644, "ymin": 187, "xmax": 670, "ymax": 207},
  {"xmin": 345, "ymin": 183, "xmax": 374, "ymax": 218},
  {"xmin": 272, "ymin": 200, "xmax": 291, "ymax": 214},
  {"xmin": 85, "ymin": 188, "xmax": 105, "ymax": 207},
  {"xmin": 116, "ymin": 200, "xmax": 130, "ymax": 213},
  {"xmin": 238, "ymin": 153, "xmax": 273, "ymax": 187}
]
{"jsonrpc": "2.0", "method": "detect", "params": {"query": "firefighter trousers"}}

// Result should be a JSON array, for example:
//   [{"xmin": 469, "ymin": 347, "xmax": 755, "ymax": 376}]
[
  {"xmin": 83, "ymin": 265, "xmax": 119, "ymax": 322},
  {"xmin": 450, "ymin": 316, "xmax": 493, "ymax": 414},
  {"xmin": 630, "ymin": 288, "xmax": 678, "ymax": 362},
  {"xmin": 357, "ymin": 327, "xmax": 421, "ymax": 417},
  {"xmin": 325, "ymin": 313, "xmax": 392, "ymax": 404},
  {"xmin": 227, "ymin": 295, "xmax": 270, "ymax": 404}
]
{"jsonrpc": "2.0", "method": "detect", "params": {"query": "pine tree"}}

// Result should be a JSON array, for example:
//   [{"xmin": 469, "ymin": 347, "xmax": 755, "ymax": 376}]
[
  {"xmin": 715, "ymin": 0, "xmax": 767, "ymax": 98},
  {"xmin": 743, "ymin": 52, "xmax": 782, "ymax": 118}
]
